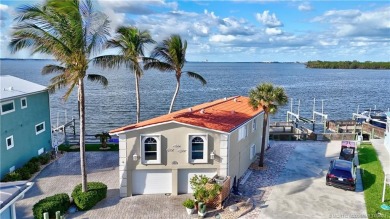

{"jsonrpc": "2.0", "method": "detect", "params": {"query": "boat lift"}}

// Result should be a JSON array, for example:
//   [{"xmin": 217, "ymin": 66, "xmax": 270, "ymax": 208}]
[
  {"xmin": 352, "ymin": 105, "xmax": 388, "ymax": 127},
  {"xmin": 51, "ymin": 110, "xmax": 76, "ymax": 149},
  {"xmin": 286, "ymin": 98, "xmax": 328, "ymax": 133}
]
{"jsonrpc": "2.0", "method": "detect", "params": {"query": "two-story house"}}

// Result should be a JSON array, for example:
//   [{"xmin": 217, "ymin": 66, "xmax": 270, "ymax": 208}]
[
  {"xmin": 110, "ymin": 96, "xmax": 267, "ymax": 197},
  {"xmin": 0, "ymin": 75, "xmax": 52, "ymax": 179}
]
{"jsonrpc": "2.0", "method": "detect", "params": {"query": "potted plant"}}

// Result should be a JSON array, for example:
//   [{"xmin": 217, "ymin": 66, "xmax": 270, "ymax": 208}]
[
  {"xmin": 190, "ymin": 174, "xmax": 222, "ymax": 217},
  {"xmin": 95, "ymin": 132, "xmax": 111, "ymax": 150},
  {"xmin": 182, "ymin": 198, "xmax": 195, "ymax": 215}
]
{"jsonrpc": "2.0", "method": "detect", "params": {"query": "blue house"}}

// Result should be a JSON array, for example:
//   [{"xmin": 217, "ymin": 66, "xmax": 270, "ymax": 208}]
[{"xmin": 0, "ymin": 75, "xmax": 52, "ymax": 179}]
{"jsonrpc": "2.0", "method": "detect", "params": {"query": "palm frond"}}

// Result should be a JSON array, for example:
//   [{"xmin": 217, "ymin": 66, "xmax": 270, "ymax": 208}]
[
  {"xmin": 87, "ymin": 74, "xmax": 108, "ymax": 87},
  {"xmin": 186, "ymin": 71, "xmax": 207, "ymax": 85},
  {"xmin": 143, "ymin": 57, "xmax": 174, "ymax": 72},
  {"xmin": 42, "ymin": 65, "xmax": 65, "ymax": 75},
  {"xmin": 92, "ymin": 55, "xmax": 126, "ymax": 69}
]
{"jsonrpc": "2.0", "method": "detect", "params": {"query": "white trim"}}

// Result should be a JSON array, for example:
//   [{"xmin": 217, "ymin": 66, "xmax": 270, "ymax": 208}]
[
  {"xmin": 250, "ymin": 144, "xmax": 256, "ymax": 160},
  {"xmin": 227, "ymin": 134, "xmax": 231, "ymax": 177},
  {"xmin": 252, "ymin": 118, "xmax": 257, "ymax": 132},
  {"xmin": 111, "ymin": 121, "xmax": 229, "ymax": 136},
  {"xmin": 1, "ymin": 100, "xmax": 15, "ymax": 115},
  {"xmin": 188, "ymin": 134, "xmax": 208, "ymax": 164},
  {"xmin": 0, "ymin": 182, "xmax": 34, "ymax": 214},
  {"xmin": 35, "ymin": 122, "xmax": 45, "ymax": 135},
  {"xmin": 0, "ymin": 90, "xmax": 47, "ymax": 102},
  {"xmin": 238, "ymin": 125, "xmax": 247, "ymax": 141},
  {"xmin": 20, "ymin": 97, "xmax": 27, "ymax": 109},
  {"xmin": 38, "ymin": 148, "xmax": 44, "ymax": 155},
  {"xmin": 6, "ymin": 135, "xmax": 14, "ymax": 150},
  {"xmin": 140, "ymin": 134, "xmax": 161, "ymax": 164}
]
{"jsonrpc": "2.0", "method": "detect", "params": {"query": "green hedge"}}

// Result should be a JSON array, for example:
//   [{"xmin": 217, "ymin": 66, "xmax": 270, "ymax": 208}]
[
  {"xmin": 26, "ymin": 160, "xmax": 41, "ymax": 174},
  {"xmin": 32, "ymin": 193, "xmax": 70, "ymax": 219},
  {"xmin": 71, "ymin": 182, "xmax": 107, "ymax": 210},
  {"xmin": 1, "ymin": 153, "xmax": 53, "ymax": 182},
  {"xmin": 38, "ymin": 153, "xmax": 51, "ymax": 165},
  {"xmin": 1, "ymin": 171, "xmax": 22, "ymax": 182}
]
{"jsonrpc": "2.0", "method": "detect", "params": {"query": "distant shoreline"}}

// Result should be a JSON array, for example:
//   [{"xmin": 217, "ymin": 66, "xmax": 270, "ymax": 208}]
[{"xmin": 306, "ymin": 61, "xmax": 390, "ymax": 69}]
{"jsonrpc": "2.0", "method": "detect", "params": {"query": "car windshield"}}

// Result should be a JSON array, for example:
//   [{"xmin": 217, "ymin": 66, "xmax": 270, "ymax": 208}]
[
  {"xmin": 331, "ymin": 169, "xmax": 352, "ymax": 178},
  {"xmin": 342, "ymin": 148, "xmax": 354, "ymax": 154}
]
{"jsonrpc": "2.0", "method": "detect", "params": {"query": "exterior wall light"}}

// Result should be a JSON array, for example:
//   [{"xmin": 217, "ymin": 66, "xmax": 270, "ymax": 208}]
[
  {"xmin": 210, "ymin": 151, "xmax": 215, "ymax": 160},
  {"xmin": 133, "ymin": 153, "xmax": 138, "ymax": 161}
]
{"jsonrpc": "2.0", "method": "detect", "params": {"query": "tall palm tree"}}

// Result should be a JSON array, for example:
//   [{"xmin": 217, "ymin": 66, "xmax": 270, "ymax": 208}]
[
  {"xmin": 94, "ymin": 27, "xmax": 155, "ymax": 123},
  {"xmin": 144, "ymin": 34, "xmax": 207, "ymax": 113},
  {"xmin": 10, "ymin": 0, "xmax": 110, "ymax": 192},
  {"xmin": 249, "ymin": 83, "xmax": 288, "ymax": 167}
]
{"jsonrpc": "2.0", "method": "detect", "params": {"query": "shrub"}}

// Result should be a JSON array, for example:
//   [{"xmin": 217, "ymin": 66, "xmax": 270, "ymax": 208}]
[
  {"xmin": 16, "ymin": 167, "xmax": 31, "ymax": 180},
  {"xmin": 190, "ymin": 174, "xmax": 222, "ymax": 203},
  {"xmin": 29, "ymin": 156, "xmax": 40, "ymax": 163},
  {"xmin": 33, "ymin": 193, "xmax": 70, "ymax": 219},
  {"xmin": 38, "ymin": 153, "xmax": 51, "ymax": 165},
  {"xmin": 25, "ymin": 160, "xmax": 40, "ymax": 174},
  {"xmin": 182, "ymin": 198, "xmax": 195, "ymax": 209},
  {"xmin": 1, "ymin": 171, "xmax": 22, "ymax": 182},
  {"xmin": 71, "ymin": 182, "xmax": 107, "ymax": 210}
]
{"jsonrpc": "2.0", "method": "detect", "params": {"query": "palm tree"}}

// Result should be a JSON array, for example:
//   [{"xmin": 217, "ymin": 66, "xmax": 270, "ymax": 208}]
[
  {"xmin": 94, "ymin": 27, "xmax": 155, "ymax": 123},
  {"xmin": 95, "ymin": 132, "xmax": 111, "ymax": 149},
  {"xmin": 10, "ymin": 0, "xmax": 110, "ymax": 192},
  {"xmin": 248, "ymin": 83, "xmax": 288, "ymax": 167},
  {"xmin": 144, "ymin": 34, "xmax": 207, "ymax": 113}
]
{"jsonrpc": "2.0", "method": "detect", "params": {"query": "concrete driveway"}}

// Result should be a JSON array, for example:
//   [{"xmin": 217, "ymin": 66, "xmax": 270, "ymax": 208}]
[{"xmin": 258, "ymin": 141, "xmax": 366, "ymax": 219}]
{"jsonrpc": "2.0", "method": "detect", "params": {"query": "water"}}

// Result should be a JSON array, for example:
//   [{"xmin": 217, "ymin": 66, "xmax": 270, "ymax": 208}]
[{"xmin": 1, "ymin": 60, "xmax": 389, "ymax": 135}]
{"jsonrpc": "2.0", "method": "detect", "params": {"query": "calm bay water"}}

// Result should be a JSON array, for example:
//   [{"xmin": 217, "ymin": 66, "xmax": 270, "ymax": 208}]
[{"xmin": 1, "ymin": 59, "xmax": 389, "ymax": 135}]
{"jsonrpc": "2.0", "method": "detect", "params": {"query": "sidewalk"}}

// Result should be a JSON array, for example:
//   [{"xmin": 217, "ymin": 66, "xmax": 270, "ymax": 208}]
[{"xmin": 370, "ymin": 139, "xmax": 390, "ymax": 175}]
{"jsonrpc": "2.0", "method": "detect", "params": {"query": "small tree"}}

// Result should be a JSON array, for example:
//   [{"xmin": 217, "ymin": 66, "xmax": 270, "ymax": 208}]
[
  {"xmin": 95, "ymin": 132, "xmax": 111, "ymax": 149},
  {"xmin": 190, "ymin": 174, "xmax": 221, "ymax": 203}
]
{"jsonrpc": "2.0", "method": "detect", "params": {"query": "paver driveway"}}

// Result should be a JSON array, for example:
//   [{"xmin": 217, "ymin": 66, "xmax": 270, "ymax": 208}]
[
  {"xmin": 15, "ymin": 152, "xmax": 193, "ymax": 219},
  {"xmin": 16, "ymin": 141, "xmax": 367, "ymax": 219}
]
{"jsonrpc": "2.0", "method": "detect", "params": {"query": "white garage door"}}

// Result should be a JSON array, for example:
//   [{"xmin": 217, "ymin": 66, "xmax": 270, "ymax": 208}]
[
  {"xmin": 178, "ymin": 169, "xmax": 217, "ymax": 194},
  {"xmin": 132, "ymin": 170, "xmax": 172, "ymax": 195}
]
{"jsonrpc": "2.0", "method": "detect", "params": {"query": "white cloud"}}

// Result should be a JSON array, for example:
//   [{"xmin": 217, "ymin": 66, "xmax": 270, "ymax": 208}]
[
  {"xmin": 97, "ymin": 0, "xmax": 177, "ymax": 15},
  {"xmin": 319, "ymin": 40, "xmax": 339, "ymax": 46},
  {"xmin": 256, "ymin": 10, "xmax": 283, "ymax": 27},
  {"xmin": 312, "ymin": 7, "xmax": 390, "ymax": 38},
  {"xmin": 265, "ymin": 28, "xmax": 282, "ymax": 35},
  {"xmin": 209, "ymin": 35, "xmax": 236, "ymax": 43},
  {"xmin": 298, "ymin": 2, "xmax": 313, "ymax": 11}
]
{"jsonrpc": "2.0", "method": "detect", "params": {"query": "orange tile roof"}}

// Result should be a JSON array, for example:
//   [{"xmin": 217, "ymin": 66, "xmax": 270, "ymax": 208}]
[{"xmin": 109, "ymin": 96, "xmax": 263, "ymax": 134}]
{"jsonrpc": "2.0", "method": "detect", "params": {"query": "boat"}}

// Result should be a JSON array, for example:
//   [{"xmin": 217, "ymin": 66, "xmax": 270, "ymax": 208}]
[{"xmin": 354, "ymin": 109, "xmax": 387, "ymax": 129}]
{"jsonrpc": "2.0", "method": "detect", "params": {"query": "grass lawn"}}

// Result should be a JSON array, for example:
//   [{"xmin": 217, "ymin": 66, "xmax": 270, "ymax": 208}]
[
  {"xmin": 358, "ymin": 142, "xmax": 390, "ymax": 218},
  {"xmin": 58, "ymin": 144, "xmax": 119, "ymax": 152}
]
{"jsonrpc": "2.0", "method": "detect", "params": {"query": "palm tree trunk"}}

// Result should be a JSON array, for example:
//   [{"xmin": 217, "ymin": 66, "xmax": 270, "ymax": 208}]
[
  {"xmin": 259, "ymin": 111, "xmax": 269, "ymax": 167},
  {"xmin": 78, "ymin": 78, "xmax": 88, "ymax": 192},
  {"xmin": 135, "ymin": 72, "xmax": 140, "ymax": 123},
  {"xmin": 168, "ymin": 75, "xmax": 181, "ymax": 114}
]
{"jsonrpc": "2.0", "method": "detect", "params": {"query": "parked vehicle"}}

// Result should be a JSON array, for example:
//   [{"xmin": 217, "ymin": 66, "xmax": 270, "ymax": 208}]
[
  {"xmin": 326, "ymin": 159, "xmax": 357, "ymax": 191},
  {"xmin": 339, "ymin": 141, "xmax": 356, "ymax": 162}
]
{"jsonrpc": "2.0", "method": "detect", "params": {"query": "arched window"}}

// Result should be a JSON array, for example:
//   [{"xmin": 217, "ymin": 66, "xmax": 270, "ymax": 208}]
[
  {"xmin": 141, "ymin": 135, "xmax": 161, "ymax": 164},
  {"xmin": 189, "ymin": 135, "xmax": 208, "ymax": 163},
  {"xmin": 191, "ymin": 137, "xmax": 204, "ymax": 160},
  {"xmin": 144, "ymin": 137, "xmax": 157, "ymax": 161}
]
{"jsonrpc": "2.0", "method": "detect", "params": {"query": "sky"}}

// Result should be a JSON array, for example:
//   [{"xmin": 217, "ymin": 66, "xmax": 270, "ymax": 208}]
[{"xmin": 0, "ymin": 0, "xmax": 389, "ymax": 62}]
